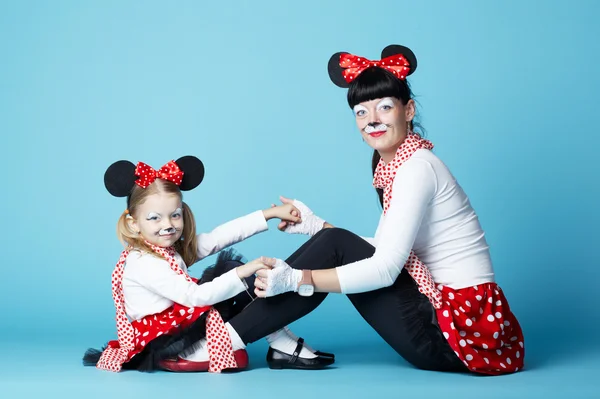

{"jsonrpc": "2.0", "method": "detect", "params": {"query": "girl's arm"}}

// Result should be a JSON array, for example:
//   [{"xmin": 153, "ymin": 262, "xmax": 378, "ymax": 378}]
[
  {"xmin": 196, "ymin": 210, "xmax": 268, "ymax": 260},
  {"xmin": 196, "ymin": 205, "xmax": 301, "ymax": 261},
  {"xmin": 127, "ymin": 253, "xmax": 273, "ymax": 308}
]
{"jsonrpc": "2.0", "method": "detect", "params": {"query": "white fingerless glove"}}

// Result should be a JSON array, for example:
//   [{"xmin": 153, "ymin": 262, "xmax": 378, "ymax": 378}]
[
  {"xmin": 284, "ymin": 199, "xmax": 325, "ymax": 236},
  {"xmin": 265, "ymin": 259, "xmax": 302, "ymax": 297}
]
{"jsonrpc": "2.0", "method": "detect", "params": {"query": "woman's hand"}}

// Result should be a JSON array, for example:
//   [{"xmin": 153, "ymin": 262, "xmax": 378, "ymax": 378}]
[
  {"xmin": 263, "ymin": 202, "xmax": 302, "ymax": 226},
  {"xmin": 253, "ymin": 259, "xmax": 302, "ymax": 298},
  {"xmin": 273, "ymin": 196, "xmax": 326, "ymax": 236},
  {"xmin": 235, "ymin": 256, "xmax": 276, "ymax": 279}
]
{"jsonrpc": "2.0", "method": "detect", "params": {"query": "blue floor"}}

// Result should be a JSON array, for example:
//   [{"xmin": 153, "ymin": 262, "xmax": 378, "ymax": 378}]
[{"xmin": 2, "ymin": 330, "xmax": 598, "ymax": 398}]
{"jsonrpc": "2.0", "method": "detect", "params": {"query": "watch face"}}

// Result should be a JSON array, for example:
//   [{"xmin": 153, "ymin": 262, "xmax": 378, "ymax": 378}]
[{"xmin": 298, "ymin": 284, "xmax": 314, "ymax": 296}]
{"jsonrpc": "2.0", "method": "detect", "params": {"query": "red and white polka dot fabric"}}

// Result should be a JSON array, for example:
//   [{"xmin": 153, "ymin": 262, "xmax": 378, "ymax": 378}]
[
  {"xmin": 436, "ymin": 284, "xmax": 524, "ymax": 375},
  {"xmin": 96, "ymin": 243, "xmax": 238, "ymax": 373},
  {"xmin": 373, "ymin": 134, "xmax": 524, "ymax": 374},
  {"xmin": 340, "ymin": 53, "xmax": 411, "ymax": 83},
  {"xmin": 134, "ymin": 160, "xmax": 184, "ymax": 189}
]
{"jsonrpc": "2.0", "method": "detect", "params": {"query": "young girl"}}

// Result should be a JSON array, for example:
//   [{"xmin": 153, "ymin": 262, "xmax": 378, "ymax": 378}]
[{"xmin": 83, "ymin": 155, "xmax": 334, "ymax": 372}]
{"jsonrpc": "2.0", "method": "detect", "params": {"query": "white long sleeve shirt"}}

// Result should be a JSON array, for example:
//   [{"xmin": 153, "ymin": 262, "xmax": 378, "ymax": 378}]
[
  {"xmin": 122, "ymin": 210, "xmax": 268, "ymax": 321},
  {"xmin": 336, "ymin": 149, "xmax": 495, "ymax": 293}
]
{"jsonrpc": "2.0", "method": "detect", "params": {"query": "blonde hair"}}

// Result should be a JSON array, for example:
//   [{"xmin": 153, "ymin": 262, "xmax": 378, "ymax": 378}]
[{"xmin": 116, "ymin": 179, "xmax": 199, "ymax": 266}]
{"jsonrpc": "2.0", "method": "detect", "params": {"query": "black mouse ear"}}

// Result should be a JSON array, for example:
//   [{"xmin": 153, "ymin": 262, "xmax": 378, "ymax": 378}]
[
  {"xmin": 381, "ymin": 44, "xmax": 417, "ymax": 76},
  {"xmin": 176, "ymin": 156, "xmax": 205, "ymax": 191},
  {"xmin": 328, "ymin": 51, "xmax": 351, "ymax": 88},
  {"xmin": 104, "ymin": 160, "xmax": 137, "ymax": 197}
]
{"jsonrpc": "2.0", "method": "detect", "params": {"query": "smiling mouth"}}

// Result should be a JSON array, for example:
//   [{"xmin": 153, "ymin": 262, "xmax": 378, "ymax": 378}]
[{"xmin": 158, "ymin": 229, "xmax": 177, "ymax": 237}]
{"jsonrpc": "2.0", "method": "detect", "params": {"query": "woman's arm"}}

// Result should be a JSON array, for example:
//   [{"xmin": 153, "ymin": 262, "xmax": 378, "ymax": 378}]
[
  {"xmin": 312, "ymin": 268, "xmax": 343, "ymax": 293},
  {"xmin": 257, "ymin": 159, "xmax": 437, "ymax": 296},
  {"xmin": 321, "ymin": 159, "xmax": 437, "ymax": 293}
]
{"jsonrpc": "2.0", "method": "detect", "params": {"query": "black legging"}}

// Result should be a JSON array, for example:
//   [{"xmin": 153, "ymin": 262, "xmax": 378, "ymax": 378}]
[{"xmin": 228, "ymin": 227, "xmax": 466, "ymax": 372}]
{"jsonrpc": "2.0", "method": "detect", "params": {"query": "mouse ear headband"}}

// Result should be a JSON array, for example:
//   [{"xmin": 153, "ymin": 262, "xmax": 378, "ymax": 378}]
[
  {"xmin": 104, "ymin": 156, "xmax": 205, "ymax": 199},
  {"xmin": 327, "ymin": 44, "xmax": 418, "ymax": 88}
]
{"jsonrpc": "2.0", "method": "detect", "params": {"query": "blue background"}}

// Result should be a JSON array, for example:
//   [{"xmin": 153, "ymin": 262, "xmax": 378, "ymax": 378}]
[{"xmin": 1, "ymin": 0, "xmax": 598, "ymax": 397}]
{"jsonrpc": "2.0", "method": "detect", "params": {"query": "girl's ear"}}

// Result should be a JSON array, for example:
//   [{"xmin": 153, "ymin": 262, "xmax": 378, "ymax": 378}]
[{"xmin": 126, "ymin": 214, "xmax": 139, "ymax": 235}]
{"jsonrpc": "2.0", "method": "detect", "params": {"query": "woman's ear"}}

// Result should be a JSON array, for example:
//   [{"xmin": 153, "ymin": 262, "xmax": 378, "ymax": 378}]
[{"xmin": 405, "ymin": 99, "xmax": 416, "ymax": 122}]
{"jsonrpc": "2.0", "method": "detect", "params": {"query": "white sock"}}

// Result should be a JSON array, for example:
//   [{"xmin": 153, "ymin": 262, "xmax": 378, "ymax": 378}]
[
  {"xmin": 180, "ymin": 324, "xmax": 245, "ymax": 361},
  {"xmin": 266, "ymin": 328, "xmax": 317, "ymax": 359},
  {"xmin": 226, "ymin": 322, "xmax": 247, "ymax": 351},
  {"xmin": 283, "ymin": 326, "xmax": 317, "ymax": 353}
]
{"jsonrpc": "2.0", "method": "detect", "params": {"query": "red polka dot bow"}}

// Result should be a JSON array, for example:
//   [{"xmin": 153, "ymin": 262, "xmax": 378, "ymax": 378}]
[
  {"xmin": 340, "ymin": 53, "xmax": 411, "ymax": 83},
  {"xmin": 134, "ymin": 160, "xmax": 184, "ymax": 189}
]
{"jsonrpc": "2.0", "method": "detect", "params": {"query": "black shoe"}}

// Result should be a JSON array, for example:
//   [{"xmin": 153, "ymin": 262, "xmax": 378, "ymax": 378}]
[
  {"xmin": 314, "ymin": 350, "xmax": 335, "ymax": 359},
  {"xmin": 292, "ymin": 337, "xmax": 335, "ymax": 359},
  {"xmin": 266, "ymin": 338, "xmax": 335, "ymax": 370}
]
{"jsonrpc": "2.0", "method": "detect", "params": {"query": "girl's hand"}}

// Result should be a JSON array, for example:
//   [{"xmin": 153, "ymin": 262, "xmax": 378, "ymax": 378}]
[
  {"xmin": 253, "ymin": 259, "xmax": 302, "ymax": 298},
  {"xmin": 275, "ymin": 196, "xmax": 326, "ymax": 236},
  {"xmin": 235, "ymin": 256, "xmax": 276, "ymax": 279},
  {"xmin": 263, "ymin": 203, "xmax": 302, "ymax": 226}
]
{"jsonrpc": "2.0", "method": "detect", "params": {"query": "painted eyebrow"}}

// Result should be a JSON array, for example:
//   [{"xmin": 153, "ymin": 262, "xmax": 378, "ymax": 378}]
[{"xmin": 376, "ymin": 98, "xmax": 394, "ymax": 107}]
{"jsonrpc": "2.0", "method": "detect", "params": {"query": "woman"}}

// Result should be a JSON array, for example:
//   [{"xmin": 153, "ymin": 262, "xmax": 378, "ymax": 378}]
[{"xmin": 244, "ymin": 44, "xmax": 525, "ymax": 375}]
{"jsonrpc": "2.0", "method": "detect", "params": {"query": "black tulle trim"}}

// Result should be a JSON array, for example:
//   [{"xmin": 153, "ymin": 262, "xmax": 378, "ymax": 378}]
[{"xmin": 82, "ymin": 248, "xmax": 246, "ymax": 372}]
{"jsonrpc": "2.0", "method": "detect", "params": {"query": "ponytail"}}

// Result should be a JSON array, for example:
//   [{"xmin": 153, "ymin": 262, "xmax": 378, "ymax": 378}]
[
  {"xmin": 174, "ymin": 201, "xmax": 199, "ymax": 267},
  {"xmin": 371, "ymin": 150, "xmax": 384, "ymax": 207},
  {"xmin": 116, "ymin": 210, "xmax": 139, "ymax": 248}
]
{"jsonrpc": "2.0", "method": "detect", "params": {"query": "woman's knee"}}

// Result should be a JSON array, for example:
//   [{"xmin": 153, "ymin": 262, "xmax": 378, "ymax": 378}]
[{"xmin": 314, "ymin": 227, "xmax": 358, "ymax": 244}]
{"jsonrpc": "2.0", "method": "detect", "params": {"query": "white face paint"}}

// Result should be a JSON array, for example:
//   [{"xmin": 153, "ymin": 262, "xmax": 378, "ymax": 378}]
[
  {"xmin": 159, "ymin": 227, "xmax": 176, "ymax": 236},
  {"xmin": 133, "ymin": 192, "xmax": 185, "ymax": 247},
  {"xmin": 353, "ymin": 104, "xmax": 368, "ymax": 117},
  {"xmin": 146, "ymin": 212, "xmax": 160, "ymax": 221},
  {"xmin": 364, "ymin": 99, "xmax": 395, "ymax": 133},
  {"xmin": 354, "ymin": 97, "xmax": 409, "ymax": 159},
  {"xmin": 158, "ymin": 207, "xmax": 183, "ymax": 236},
  {"xmin": 364, "ymin": 124, "xmax": 388, "ymax": 134},
  {"xmin": 376, "ymin": 98, "xmax": 395, "ymax": 111}
]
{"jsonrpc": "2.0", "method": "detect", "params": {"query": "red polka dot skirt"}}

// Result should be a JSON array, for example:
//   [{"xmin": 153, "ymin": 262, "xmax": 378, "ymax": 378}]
[{"xmin": 435, "ymin": 284, "xmax": 524, "ymax": 374}]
